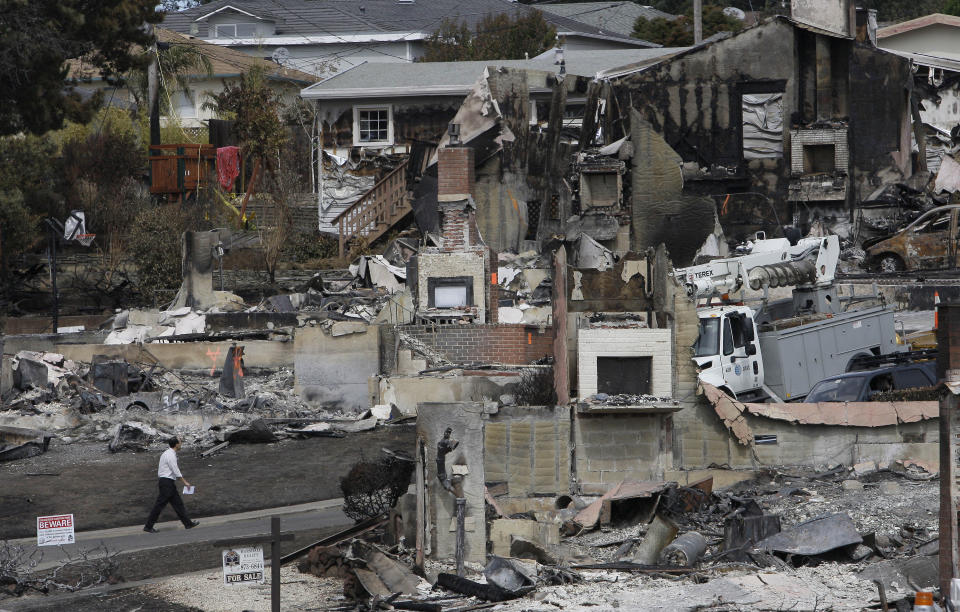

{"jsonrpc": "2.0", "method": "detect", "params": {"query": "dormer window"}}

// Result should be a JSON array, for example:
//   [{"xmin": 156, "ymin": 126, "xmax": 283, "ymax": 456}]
[{"xmin": 216, "ymin": 23, "xmax": 257, "ymax": 38}]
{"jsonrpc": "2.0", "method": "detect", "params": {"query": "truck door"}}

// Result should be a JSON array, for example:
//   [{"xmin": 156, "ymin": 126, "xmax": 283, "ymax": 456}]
[{"xmin": 722, "ymin": 316, "xmax": 755, "ymax": 394}]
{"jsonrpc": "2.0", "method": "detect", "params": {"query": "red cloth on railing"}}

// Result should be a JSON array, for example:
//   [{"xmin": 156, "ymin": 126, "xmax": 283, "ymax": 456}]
[{"xmin": 216, "ymin": 146, "xmax": 240, "ymax": 191}]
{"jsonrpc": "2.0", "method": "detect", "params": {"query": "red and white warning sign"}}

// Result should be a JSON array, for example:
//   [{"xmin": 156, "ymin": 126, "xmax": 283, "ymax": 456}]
[{"xmin": 37, "ymin": 514, "xmax": 75, "ymax": 546}]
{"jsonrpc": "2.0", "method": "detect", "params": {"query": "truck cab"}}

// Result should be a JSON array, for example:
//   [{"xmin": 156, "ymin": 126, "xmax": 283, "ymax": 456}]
[{"xmin": 693, "ymin": 306, "xmax": 765, "ymax": 400}]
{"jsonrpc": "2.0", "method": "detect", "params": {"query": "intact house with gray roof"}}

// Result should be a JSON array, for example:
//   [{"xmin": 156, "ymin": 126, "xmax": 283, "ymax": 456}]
[
  {"xmin": 538, "ymin": 2, "xmax": 677, "ymax": 38},
  {"xmin": 160, "ymin": 0, "xmax": 660, "ymax": 77}
]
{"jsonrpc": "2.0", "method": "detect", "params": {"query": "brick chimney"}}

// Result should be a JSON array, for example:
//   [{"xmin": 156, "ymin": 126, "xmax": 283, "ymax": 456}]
[
  {"xmin": 438, "ymin": 200, "xmax": 473, "ymax": 252},
  {"xmin": 437, "ymin": 146, "xmax": 477, "ymax": 252},
  {"xmin": 438, "ymin": 147, "xmax": 475, "ymax": 201}
]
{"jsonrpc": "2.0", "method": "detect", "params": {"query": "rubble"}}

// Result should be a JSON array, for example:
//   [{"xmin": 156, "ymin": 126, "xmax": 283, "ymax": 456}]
[
  {"xmin": 0, "ymin": 350, "xmax": 393, "ymax": 464},
  {"xmin": 0, "ymin": 425, "xmax": 55, "ymax": 462},
  {"xmin": 107, "ymin": 421, "xmax": 167, "ymax": 453}
]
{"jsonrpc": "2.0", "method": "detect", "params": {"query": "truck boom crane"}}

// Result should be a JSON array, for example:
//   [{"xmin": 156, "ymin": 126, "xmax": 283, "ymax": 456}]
[{"xmin": 674, "ymin": 235, "xmax": 840, "ymax": 301}]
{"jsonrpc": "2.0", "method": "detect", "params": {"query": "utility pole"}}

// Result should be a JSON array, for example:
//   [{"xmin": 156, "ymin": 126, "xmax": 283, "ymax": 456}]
[
  {"xmin": 147, "ymin": 23, "xmax": 161, "ymax": 146},
  {"xmin": 694, "ymin": 0, "xmax": 703, "ymax": 44}
]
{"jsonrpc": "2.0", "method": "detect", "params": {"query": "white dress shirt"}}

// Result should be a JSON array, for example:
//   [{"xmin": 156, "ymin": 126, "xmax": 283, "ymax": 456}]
[{"xmin": 157, "ymin": 448, "xmax": 182, "ymax": 480}]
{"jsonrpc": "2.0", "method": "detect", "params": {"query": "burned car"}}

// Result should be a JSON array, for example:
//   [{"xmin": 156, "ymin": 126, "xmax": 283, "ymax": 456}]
[{"xmin": 864, "ymin": 204, "xmax": 960, "ymax": 272}]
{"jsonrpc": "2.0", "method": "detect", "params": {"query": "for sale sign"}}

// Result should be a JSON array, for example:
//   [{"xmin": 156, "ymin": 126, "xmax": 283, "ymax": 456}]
[
  {"xmin": 37, "ymin": 514, "xmax": 75, "ymax": 546},
  {"xmin": 222, "ymin": 546, "xmax": 265, "ymax": 585}
]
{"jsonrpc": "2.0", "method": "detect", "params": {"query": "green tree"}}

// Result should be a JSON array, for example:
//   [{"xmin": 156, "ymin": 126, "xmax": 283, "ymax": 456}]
[
  {"xmin": 633, "ymin": 5, "xmax": 744, "ymax": 46},
  {"xmin": 206, "ymin": 66, "xmax": 287, "ymax": 167},
  {"xmin": 421, "ymin": 11, "xmax": 557, "ymax": 62},
  {"xmin": 0, "ymin": 0, "xmax": 161, "ymax": 136},
  {"xmin": 127, "ymin": 41, "xmax": 213, "ymax": 125},
  {"xmin": 60, "ymin": 124, "xmax": 147, "ymax": 250},
  {"xmin": 942, "ymin": 0, "xmax": 959, "ymax": 15},
  {"xmin": 0, "ymin": 134, "xmax": 64, "ymax": 221},
  {"xmin": 0, "ymin": 189, "xmax": 41, "ymax": 275}
]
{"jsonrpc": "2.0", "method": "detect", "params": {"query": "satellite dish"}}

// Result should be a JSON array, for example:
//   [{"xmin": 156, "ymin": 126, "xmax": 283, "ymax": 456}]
[
  {"xmin": 723, "ymin": 6, "xmax": 746, "ymax": 20},
  {"xmin": 271, "ymin": 47, "xmax": 290, "ymax": 65}
]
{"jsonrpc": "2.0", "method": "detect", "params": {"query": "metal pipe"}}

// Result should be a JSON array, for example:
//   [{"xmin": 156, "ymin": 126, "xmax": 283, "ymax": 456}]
[{"xmin": 455, "ymin": 497, "xmax": 466, "ymax": 577}]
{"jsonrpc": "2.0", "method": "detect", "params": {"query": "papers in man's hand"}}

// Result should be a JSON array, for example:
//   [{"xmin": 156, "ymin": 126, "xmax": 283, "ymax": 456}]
[{"xmin": 183, "ymin": 485, "xmax": 195, "ymax": 495}]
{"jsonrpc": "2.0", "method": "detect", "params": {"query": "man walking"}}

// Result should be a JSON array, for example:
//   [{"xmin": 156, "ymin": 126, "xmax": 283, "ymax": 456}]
[{"xmin": 144, "ymin": 437, "xmax": 199, "ymax": 533}]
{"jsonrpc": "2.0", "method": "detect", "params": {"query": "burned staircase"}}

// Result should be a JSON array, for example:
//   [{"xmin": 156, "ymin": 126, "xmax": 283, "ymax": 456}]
[{"xmin": 335, "ymin": 159, "xmax": 412, "ymax": 258}]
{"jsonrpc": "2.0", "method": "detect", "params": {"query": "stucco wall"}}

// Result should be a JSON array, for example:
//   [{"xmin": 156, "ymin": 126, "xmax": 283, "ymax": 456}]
[{"xmin": 294, "ymin": 325, "xmax": 379, "ymax": 410}]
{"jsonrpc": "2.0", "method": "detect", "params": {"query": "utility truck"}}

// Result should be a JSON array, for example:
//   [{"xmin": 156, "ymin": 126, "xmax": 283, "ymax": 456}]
[{"xmin": 675, "ymin": 234, "xmax": 902, "ymax": 402}]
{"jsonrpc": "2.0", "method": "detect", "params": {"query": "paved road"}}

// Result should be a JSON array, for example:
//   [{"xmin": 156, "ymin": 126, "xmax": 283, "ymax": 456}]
[{"xmin": 9, "ymin": 499, "xmax": 349, "ymax": 573}]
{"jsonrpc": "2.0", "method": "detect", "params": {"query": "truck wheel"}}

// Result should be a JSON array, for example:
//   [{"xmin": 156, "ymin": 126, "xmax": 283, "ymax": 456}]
[{"xmin": 877, "ymin": 253, "xmax": 904, "ymax": 273}]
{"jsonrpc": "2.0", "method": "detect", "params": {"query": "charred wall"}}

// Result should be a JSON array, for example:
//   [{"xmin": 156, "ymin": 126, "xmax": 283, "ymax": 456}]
[
  {"xmin": 472, "ymin": 70, "xmax": 589, "ymax": 253},
  {"xmin": 613, "ymin": 19, "xmax": 799, "ymax": 210},
  {"xmin": 847, "ymin": 44, "xmax": 914, "ymax": 199},
  {"xmin": 630, "ymin": 113, "xmax": 716, "ymax": 266}
]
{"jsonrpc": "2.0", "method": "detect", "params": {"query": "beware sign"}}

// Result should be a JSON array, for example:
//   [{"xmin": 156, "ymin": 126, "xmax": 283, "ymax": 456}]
[
  {"xmin": 37, "ymin": 514, "xmax": 75, "ymax": 546},
  {"xmin": 222, "ymin": 546, "xmax": 265, "ymax": 585}
]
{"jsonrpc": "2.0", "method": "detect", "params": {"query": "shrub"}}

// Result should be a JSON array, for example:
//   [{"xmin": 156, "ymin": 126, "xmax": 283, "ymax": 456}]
[
  {"xmin": 339, "ymin": 453, "xmax": 415, "ymax": 522},
  {"xmin": 283, "ymin": 231, "xmax": 339, "ymax": 263},
  {"xmin": 127, "ymin": 204, "xmax": 192, "ymax": 305},
  {"xmin": 515, "ymin": 367, "xmax": 557, "ymax": 406}
]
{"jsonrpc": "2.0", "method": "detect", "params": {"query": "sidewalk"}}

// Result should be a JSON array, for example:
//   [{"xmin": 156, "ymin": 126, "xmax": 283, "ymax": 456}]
[{"xmin": 10, "ymin": 498, "xmax": 346, "ymax": 573}]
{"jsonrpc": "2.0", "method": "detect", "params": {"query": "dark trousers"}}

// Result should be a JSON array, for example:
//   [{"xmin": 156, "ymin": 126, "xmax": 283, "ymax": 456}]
[{"xmin": 145, "ymin": 477, "xmax": 192, "ymax": 528}]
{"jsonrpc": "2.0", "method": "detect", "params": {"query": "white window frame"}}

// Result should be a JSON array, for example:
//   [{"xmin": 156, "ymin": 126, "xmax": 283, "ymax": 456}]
[
  {"xmin": 353, "ymin": 105, "xmax": 394, "ymax": 147},
  {"xmin": 215, "ymin": 23, "xmax": 257, "ymax": 38}
]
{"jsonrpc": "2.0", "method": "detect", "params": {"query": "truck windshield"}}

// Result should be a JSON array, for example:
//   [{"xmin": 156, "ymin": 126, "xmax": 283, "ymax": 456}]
[
  {"xmin": 806, "ymin": 376, "xmax": 865, "ymax": 402},
  {"xmin": 694, "ymin": 318, "xmax": 721, "ymax": 357}
]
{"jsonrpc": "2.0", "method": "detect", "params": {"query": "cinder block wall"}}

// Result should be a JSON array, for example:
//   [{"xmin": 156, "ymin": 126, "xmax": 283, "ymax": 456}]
[
  {"xmin": 401, "ymin": 324, "xmax": 553, "ymax": 365},
  {"xmin": 577, "ymin": 328, "xmax": 672, "ymax": 397},
  {"xmin": 574, "ymin": 413, "xmax": 668, "ymax": 494},
  {"xmin": 668, "ymin": 289, "xmax": 751, "ymax": 470},
  {"xmin": 485, "ymin": 405, "xmax": 571, "ymax": 496}
]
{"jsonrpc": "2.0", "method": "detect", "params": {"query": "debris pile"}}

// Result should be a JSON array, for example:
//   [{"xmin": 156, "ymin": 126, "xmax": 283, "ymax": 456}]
[
  {"xmin": 300, "ymin": 464, "xmax": 940, "ymax": 610},
  {"xmin": 0, "ymin": 350, "xmax": 404, "ymax": 461},
  {"xmin": 584, "ymin": 393, "xmax": 675, "ymax": 406}
]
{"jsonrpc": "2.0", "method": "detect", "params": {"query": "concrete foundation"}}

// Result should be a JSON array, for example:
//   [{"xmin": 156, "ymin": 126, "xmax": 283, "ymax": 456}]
[
  {"xmin": 54, "ymin": 340, "xmax": 293, "ymax": 372},
  {"xmin": 377, "ymin": 374, "xmax": 523, "ymax": 416}
]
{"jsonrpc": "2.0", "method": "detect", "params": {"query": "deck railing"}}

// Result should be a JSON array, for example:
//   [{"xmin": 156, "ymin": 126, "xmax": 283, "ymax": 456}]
[{"xmin": 335, "ymin": 159, "xmax": 411, "ymax": 258}]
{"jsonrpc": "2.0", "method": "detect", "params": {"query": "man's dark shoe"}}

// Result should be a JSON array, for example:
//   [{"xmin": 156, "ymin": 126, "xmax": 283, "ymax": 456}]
[
  {"xmin": 185, "ymin": 521, "xmax": 199, "ymax": 529},
  {"xmin": 143, "ymin": 527, "xmax": 158, "ymax": 533}
]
